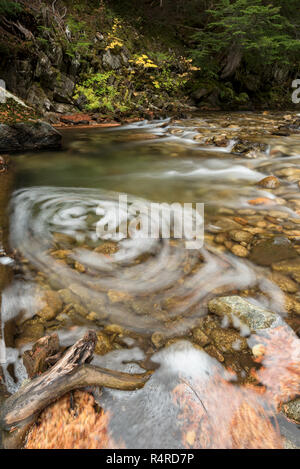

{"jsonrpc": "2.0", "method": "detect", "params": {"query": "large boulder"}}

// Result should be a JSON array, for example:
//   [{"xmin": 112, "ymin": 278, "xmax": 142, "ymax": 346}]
[{"xmin": 0, "ymin": 121, "xmax": 62, "ymax": 152}]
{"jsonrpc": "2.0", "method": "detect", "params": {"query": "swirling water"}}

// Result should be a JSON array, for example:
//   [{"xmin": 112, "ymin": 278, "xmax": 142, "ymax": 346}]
[{"xmin": 1, "ymin": 112, "xmax": 300, "ymax": 448}]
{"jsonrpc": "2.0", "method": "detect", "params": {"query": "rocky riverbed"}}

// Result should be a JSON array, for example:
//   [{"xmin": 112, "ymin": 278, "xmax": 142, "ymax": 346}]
[{"xmin": 0, "ymin": 110, "xmax": 300, "ymax": 448}]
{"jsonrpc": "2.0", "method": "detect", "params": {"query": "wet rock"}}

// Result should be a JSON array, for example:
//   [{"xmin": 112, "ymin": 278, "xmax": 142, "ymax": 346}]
[
  {"xmin": 272, "ymin": 258, "xmax": 300, "ymax": 276},
  {"xmin": 229, "ymin": 230, "xmax": 253, "ymax": 244},
  {"xmin": 36, "ymin": 290, "xmax": 63, "ymax": 321},
  {"xmin": 248, "ymin": 197, "xmax": 274, "ymax": 206},
  {"xmin": 270, "ymin": 272, "xmax": 298, "ymax": 293},
  {"xmin": 94, "ymin": 242, "xmax": 118, "ymax": 255},
  {"xmin": 107, "ymin": 290, "xmax": 132, "ymax": 303},
  {"xmin": 95, "ymin": 331, "xmax": 113, "ymax": 355},
  {"xmin": 204, "ymin": 344, "xmax": 224, "ymax": 362},
  {"xmin": 282, "ymin": 398, "xmax": 300, "ymax": 424},
  {"xmin": 192, "ymin": 328, "xmax": 210, "ymax": 347},
  {"xmin": 58, "ymin": 288, "xmax": 80, "ymax": 305},
  {"xmin": 230, "ymin": 244, "xmax": 249, "ymax": 258},
  {"xmin": 213, "ymin": 135, "xmax": 229, "ymax": 147},
  {"xmin": 284, "ymin": 294, "xmax": 300, "ymax": 316},
  {"xmin": 104, "ymin": 324, "xmax": 124, "ymax": 335},
  {"xmin": 268, "ymin": 211, "xmax": 289, "ymax": 220},
  {"xmin": 208, "ymin": 217, "xmax": 242, "ymax": 233},
  {"xmin": 51, "ymin": 250, "xmax": 72, "ymax": 260},
  {"xmin": 210, "ymin": 328, "xmax": 248, "ymax": 353},
  {"xmin": 250, "ymin": 237, "xmax": 298, "ymax": 266},
  {"xmin": 257, "ymin": 176, "xmax": 280, "ymax": 189},
  {"xmin": 232, "ymin": 140, "xmax": 267, "ymax": 154},
  {"xmin": 19, "ymin": 321, "xmax": 45, "ymax": 345},
  {"xmin": 208, "ymin": 296, "xmax": 280, "ymax": 332},
  {"xmin": 151, "ymin": 332, "xmax": 165, "ymax": 349},
  {"xmin": 0, "ymin": 121, "xmax": 62, "ymax": 153},
  {"xmin": 74, "ymin": 261, "xmax": 85, "ymax": 273}
]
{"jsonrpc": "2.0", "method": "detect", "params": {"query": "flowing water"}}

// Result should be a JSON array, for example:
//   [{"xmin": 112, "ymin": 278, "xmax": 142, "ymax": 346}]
[{"xmin": 1, "ymin": 112, "xmax": 300, "ymax": 448}]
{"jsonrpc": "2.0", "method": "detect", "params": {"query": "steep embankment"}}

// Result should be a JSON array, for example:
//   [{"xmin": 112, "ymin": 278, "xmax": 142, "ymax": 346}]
[{"xmin": 0, "ymin": 0, "xmax": 199, "ymax": 124}]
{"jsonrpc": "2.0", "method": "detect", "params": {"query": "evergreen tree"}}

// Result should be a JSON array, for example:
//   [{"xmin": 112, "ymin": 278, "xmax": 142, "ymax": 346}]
[{"xmin": 192, "ymin": 0, "xmax": 300, "ymax": 78}]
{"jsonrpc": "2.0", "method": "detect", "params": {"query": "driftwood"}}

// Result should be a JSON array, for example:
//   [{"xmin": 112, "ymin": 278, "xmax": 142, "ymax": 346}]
[{"xmin": 0, "ymin": 330, "xmax": 152, "ymax": 448}]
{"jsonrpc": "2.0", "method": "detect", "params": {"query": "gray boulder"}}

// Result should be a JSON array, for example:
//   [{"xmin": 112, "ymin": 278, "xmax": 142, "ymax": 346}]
[{"xmin": 0, "ymin": 121, "xmax": 62, "ymax": 152}]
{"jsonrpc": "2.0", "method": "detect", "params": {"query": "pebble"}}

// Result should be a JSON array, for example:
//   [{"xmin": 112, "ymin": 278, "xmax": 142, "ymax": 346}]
[
  {"xmin": 231, "ymin": 244, "xmax": 249, "ymax": 257},
  {"xmin": 229, "ymin": 230, "xmax": 253, "ymax": 243}
]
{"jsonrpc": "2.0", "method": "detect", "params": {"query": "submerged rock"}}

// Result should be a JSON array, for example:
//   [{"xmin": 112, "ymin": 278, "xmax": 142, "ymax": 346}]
[
  {"xmin": 282, "ymin": 398, "xmax": 300, "ymax": 424},
  {"xmin": 0, "ymin": 121, "xmax": 62, "ymax": 152},
  {"xmin": 249, "ymin": 237, "xmax": 298, "ymax": 266},
  {"xmin": 257, "ymin": 176, "xmax": 281, "ymax": 189},
  {"xmin": 208, "ymin": 296, "xmax": 280, "ymax": 332}
]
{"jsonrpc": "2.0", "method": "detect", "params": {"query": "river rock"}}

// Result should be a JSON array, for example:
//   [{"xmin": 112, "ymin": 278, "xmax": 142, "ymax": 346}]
[
  {"xmin": 229, "ymin": 230, "xmax": 253, "ymax": 244},
  {"xmin": 257, "ymin": 176, "xmax": 281, "ymax": 189},
  {"xmin": 270, "ymin": 272, "xmax": 298, "ymax": 293},
  {"xmin": 0, "ymin": 121, "xmax": 62, "ymax": 152},
  {"xmin": 272, "ymin": 258, "xmax": 300, "ymax": 276},
  {"xmin": 95, "ymin": 331, "xmax": 113, "ymax": 355},
  {"xmin": 249, "ymin": 237, "xmax": 298, "ymax": 266},
  {"xmin": 192, "ymin": 328, "xmax": 210, "ymax": 347},
  {"xmin": 208, "ymin": 296, "xmax": 280, "ymax": 332},
  {"xmin": 210, "ymin": 328, "xmax": 248, "ymax": 353},
  {"xmin": 282, "ymin": 398, "xmax": 300, "ymax": 424},
  {"xmin": 230, "ymin": 244, "xmax": 249, "ymax": 257}
]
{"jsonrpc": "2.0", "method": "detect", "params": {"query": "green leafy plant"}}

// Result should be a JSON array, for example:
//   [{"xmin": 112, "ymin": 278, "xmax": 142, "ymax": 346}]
[{"xmin": 74, "ymin": 72, "xmax": 127, "ymax": 112}]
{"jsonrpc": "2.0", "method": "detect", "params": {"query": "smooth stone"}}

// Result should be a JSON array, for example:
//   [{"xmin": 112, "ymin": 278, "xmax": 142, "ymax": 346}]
[
  {"xmin": 230, "ymin": 244, "xmax": 249, "ymax": 257},
  {"xmin": 250, "ymin": 237, "xmax": 298, "ymax": 266},
  {"xmin": 208, "ymin": 296, "xmax": 280, "ymax": 332}
]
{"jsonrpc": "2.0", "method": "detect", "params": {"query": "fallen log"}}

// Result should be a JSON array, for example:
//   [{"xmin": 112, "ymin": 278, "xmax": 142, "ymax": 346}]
[{"xmin": 0, "ymin": 330, "xmax": 152, "ymax": 448}]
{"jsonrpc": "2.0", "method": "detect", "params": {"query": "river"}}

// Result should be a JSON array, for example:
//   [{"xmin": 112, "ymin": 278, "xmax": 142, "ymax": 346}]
[{"xmin": 1, "ymin": 111, "xmax": 300, "ymax": 448}]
